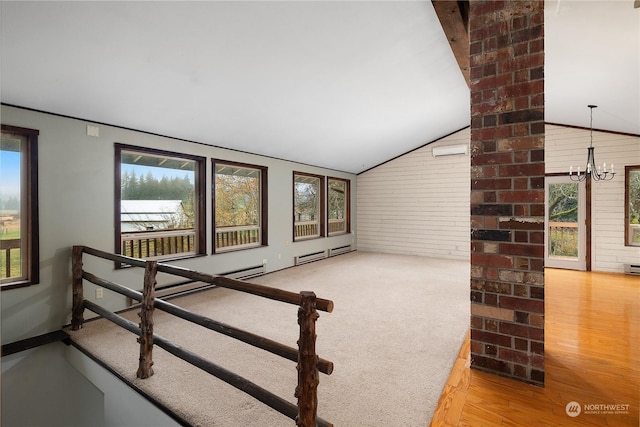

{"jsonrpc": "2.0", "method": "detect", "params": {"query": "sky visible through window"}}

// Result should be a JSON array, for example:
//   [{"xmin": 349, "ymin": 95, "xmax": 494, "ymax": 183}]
[{"xmin": 0, "ymin": 150, "xmax": 20, "ymax": 202}]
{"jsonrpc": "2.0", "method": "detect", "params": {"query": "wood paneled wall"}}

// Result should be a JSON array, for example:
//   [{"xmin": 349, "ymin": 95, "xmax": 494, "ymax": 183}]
[
  {"xmin": 546, "ymin": 124, "xmax": 640, "ymax": 272},
  {"xmin": 356, "ymin": 128, "xmax": 470, "ymax": 260}
]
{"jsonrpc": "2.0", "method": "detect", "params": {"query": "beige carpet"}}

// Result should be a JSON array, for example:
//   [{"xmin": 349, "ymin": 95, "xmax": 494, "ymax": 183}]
[{"xmin": 68, "ymin": 251, "xmax": 470, "ymax": 426}]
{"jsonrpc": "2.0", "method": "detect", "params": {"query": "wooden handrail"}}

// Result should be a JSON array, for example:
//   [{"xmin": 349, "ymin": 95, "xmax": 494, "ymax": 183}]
[
  {"xmin": 81, "ymin": 270, "xmax": 333, "ymax": 375},
  {"xmin": 80, "ymin": 245, "xmax": 333, "ymax": 313},
  {"xmin": 71, "ymin": 245, "xmax": 334, "ymax": 427},
  {"xmin": 82, "ymin": 300, "xmax": 333, "ymax": 427}
]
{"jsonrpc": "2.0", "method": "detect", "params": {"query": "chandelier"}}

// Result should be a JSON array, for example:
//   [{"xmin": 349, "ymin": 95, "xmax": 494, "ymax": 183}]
[{"xmin": 569, "ymin": 105, "xmax": 615, "ymax": 182}]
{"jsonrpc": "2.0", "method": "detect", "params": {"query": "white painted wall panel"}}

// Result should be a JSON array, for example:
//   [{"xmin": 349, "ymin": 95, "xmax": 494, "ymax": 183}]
[
  {"xmin": 546, "ymin": 124, "xmax": 640, "ymax": 272},
  {"xmin": 0, "ymin": 105, "xmax": 357, "ymax": 344},
  {"xmin": 357, "ymin": 128, "xmax": 470, "ymax": 260},
  {"xmin": 358, "ymin": 124, "xmax": 639, "ymax": 272}
]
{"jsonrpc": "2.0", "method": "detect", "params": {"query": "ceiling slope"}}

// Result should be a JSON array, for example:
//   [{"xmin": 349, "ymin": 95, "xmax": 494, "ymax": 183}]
[{"xmin": 1, "ymin": 1, "xmax": 637, "ymax": 174}]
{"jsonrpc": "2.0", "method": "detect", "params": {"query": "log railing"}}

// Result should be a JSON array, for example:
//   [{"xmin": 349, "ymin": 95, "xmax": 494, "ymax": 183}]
[
  {"xmin": 1, "ymin": 238, "xmax": 21, "ymax": 279},
  {"xmin": 71, "ymin": 245, "xmax": 334, "ymax": 427}
]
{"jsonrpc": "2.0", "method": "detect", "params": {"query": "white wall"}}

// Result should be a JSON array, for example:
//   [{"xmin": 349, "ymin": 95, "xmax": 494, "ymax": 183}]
[
  {"xmin": 357, "ymin": 125, "xmax": 640, "ymax": 272},
  {"xmin": 0, "ymin": 105, "xmax": 356, "ymax": 344},
  {"xmin": 64, "ymin": 343, "xmax": 182, "ymax": 427},
  {"xmin": 2, "ymin": 342, "xmax": 105, "ymax": 427},
  {"xmin": 545, "ymin": 124, "xmax": 640, "ymax": 272},
  {"xmin": 1, "ymin": 342, "xmax": 180, "ymax": 427},
  {"xmin": 357, "ymin": 128, "xmax": 471, "ymax": 260}
]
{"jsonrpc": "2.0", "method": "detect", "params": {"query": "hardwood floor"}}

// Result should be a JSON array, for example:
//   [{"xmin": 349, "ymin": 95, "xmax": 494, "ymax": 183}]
[{"xmin": 431, "ymin": 268, "xmax": 639, "ymax": 426}]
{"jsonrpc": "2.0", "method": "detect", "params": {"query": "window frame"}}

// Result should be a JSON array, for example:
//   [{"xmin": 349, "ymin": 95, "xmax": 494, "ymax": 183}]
[
  {"xmin": 1, "ymin": 124, "xmax": 39, "ymax": 290},
  {"xmin": 625, "ymin": 165, "xmax": 640, "ymax": 247},
  {"xmin": 114, "ymin": 144, "xmax": 206, "ymax": 263},
  {"xmin": 293, "ymin": 172, "xmax": 325, "ymax": 241},
  {"xmin": 212, "ymin": 159, "xmax": 268, "ymax": 253},
  {"xmin": 327, "ymin": 177, "xmax": 350, "ymax": 236}
]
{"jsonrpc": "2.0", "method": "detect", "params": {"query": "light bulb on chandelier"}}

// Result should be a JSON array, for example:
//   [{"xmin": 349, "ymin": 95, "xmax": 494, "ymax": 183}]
[{"xmin": 569, "ymin": 105, "xmax": 615, "ymax": 182}]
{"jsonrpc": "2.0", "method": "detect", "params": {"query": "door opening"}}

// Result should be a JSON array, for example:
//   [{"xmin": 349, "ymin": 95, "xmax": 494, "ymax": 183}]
[{"xmin": 545, "ymin": 176, "xmax": 587, "ymax": 270}]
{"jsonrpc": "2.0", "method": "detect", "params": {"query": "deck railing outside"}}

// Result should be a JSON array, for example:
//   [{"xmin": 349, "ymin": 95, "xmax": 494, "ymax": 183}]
[
  {"xmin": 294, "ymin": 221, "xmax": 319, "ymax": 239},
  {"xmin": 0, "ymin": 238, "xmax": 21, "ymax": 279},
  {"xmin": 629, "ymin": 223, "xmax": 640, "ymax": 246},
  {"xmin": 121, "ymin": 229, "xmax": 195, "ymax": 259},
  {"xmin": 215, "ymin": 225, "xmax": 260, "ymax": 249},
  {"xmin": 549, "ymin": 221, "xmax": 578, "ymax": 257},
  {"xmin": 328, "ymin": 219, "xmax": 346, "ymax": 234}
]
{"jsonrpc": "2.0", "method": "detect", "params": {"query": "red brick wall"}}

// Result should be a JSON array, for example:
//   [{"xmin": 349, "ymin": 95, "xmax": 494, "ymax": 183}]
[{"xmin": 469, "ymin": 0, "xmax": 545, "ymax": 385}]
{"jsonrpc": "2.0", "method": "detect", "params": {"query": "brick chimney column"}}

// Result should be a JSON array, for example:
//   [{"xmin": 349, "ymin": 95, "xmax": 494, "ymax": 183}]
[{"xmin": 469, "ymin": 0, "xmax": 545, "ymax": 385}]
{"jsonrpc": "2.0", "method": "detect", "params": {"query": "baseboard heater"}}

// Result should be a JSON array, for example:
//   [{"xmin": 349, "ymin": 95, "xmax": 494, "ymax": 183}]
[
  {"xmin": 222, "ymin": 264, "xmax": 266, "ymax": 280},
  {"xmin": 295, "ymin": 250, "xmax": 327, "ymax": 265},
  {"xmin": 329, "ymin": 245, "xmax": 353, "ymax": 257},
  {"xmin": 128, "ymin": 280, "xmax": 215, "ymax": 305},
  {"xmin": 127, "ymin": 265, "xmax": 266, "ymax": 306},
  {"xmin": 624, "ymin": 263, "xmax": 640, "ymax": 275}
]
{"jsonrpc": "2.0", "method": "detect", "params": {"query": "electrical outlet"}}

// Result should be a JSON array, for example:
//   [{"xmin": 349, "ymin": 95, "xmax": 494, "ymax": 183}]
[
  {"xmin": 96, "ymin": 288, "xmax": 104, "ymax": 299},
  {"xmin": 262, "ymin": 259, "xmax": 267, "ymax": 265}
]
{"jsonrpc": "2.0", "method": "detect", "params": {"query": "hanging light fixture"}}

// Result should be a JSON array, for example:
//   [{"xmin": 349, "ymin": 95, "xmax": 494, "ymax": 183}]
[{"xmin": 569, "ymin": 105, "xmax": 615, "ymax": 182}]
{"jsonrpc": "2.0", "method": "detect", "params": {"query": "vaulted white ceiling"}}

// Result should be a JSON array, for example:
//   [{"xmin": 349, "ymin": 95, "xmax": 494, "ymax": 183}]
[{"xmin": 1, "ymin": 1, "xmax": 638, "ymax": 174}]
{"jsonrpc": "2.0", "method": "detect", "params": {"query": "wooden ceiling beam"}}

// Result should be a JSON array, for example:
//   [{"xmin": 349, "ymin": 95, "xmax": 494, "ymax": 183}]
[{"xmin": 431, "ymin": 0, "xmax": 470, "ymax": 87}]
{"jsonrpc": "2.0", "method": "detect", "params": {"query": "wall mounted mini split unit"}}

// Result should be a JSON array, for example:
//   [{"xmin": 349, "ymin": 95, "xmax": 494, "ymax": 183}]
[{"xmin": 432, "ymin": 145, "xmax": 468, "ymax": 157}]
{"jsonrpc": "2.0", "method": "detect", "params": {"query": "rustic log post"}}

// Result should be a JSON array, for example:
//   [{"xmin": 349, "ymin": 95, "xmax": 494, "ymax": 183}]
[
  {"xmin": 137, "ymin": 260, "xmax": 157, "ymax": 379},
  {"xmin": 295, "ymin": 291, "xmax": 320, "ymax": 427},
  {"xmin": 71, "ymin": 245, "xmax": 85, "ymax": 330}
]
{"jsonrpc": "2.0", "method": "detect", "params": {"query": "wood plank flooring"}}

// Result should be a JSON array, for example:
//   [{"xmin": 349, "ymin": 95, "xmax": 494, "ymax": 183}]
[{"xmin": 431, "ymin": 268, "xmax": 639, "ymax": 426}]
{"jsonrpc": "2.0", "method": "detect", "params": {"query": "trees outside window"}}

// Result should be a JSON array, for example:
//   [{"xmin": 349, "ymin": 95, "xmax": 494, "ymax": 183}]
[
  {"xmin": 115, "ymin": 144, "xmax": 205, "ymax": 260},
  {"xmin": 294, "ymin": 172, "xmax": 324, "ymax": 240},
  {"xmin": 214, "ymin": 161, "xmax": 267, "ymax": 252},
  {"xmin": 0, "ymin": 125, "xmax": 39, "ymax": 289},
  {"xmin": 328, "ymin": 177, "xmax": 350, "ymax": 235},
  {"xmin": 626, "ymin": 165, "xmax": 640, "ymax": 247}
]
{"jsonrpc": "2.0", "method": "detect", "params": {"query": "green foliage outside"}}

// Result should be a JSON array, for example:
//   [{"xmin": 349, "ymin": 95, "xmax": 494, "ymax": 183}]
[
  {"xmin": 215, "ymin": 173, "xmax": 259, "ymax": 227},
  {"xmin": 295, "ymin": 180, "xmax": 319, "ymax": 222},
  {"xmin": 121, "ymin": 170, "xmax": 193, "ymax": 202},
  {"xmin": 0, "ymin": 248, "xmax": 21, "ymax": 279},
  {"xmin": 629, "ymin": 170, "xmax": 640, "ymax": 244},
  {"xmin": 548, "ymin": 183, "xmax": 578, "ymax": 222},
  {"xmin": 548, "ymin": 183, "xmax": 578, "ymax": 257},
  {"xmin": 0, "ymin": 228, "xmax": 21, "ymax": 279},
  {"xmin": 121, "ymin": 170, "xmax": 195, "ymax": 229},
  {"xmin": 328, "ymin": 179, "xmax": 346, "ymax": 220}
]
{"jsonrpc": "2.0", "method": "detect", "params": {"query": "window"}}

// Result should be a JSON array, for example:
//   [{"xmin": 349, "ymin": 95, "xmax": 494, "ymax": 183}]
[
  {"xmin": 1, "ymin": 125, "xmax": 39, "ymax": 289},
  {"xmin": 327, "ymin": 177, "xmax": 350, "ymax": 236},
  {"xmin": 294, "ymin": 172, "xmax": 324, "ymax": 240},
  {"xmin": 213, "ymin": 160, "xmax": 267, "ymax": 252},
  {"xmin": 626, "ymin": 165, "xmax": 640, "ymax": 247},
  {"xmin": 115, "ymin": 144, "xmax": 205, "ymax": 261}
]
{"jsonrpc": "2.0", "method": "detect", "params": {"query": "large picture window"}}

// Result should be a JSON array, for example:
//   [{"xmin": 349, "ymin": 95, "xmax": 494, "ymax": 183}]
[
  {"xmin": 626, "ymin": 165, "xmax": 640, "ymax": 247},
  {"xmin": 327, "ymin": 177, "xmax": 350, "ymax": 236},
  {"xmin": 115, "ymin": 144, "xmax": 205, "ymax": 260},
  {"xmin": 1, "ymin": 125, "xmax": 39, "ymax": 289},
  {"xmin": 294, "ymin": 172, "xmax": 324, "ymax": 240},
  {"xmin": 214, "ymin": 161, "xmax": 267, "ymax": 252}
]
